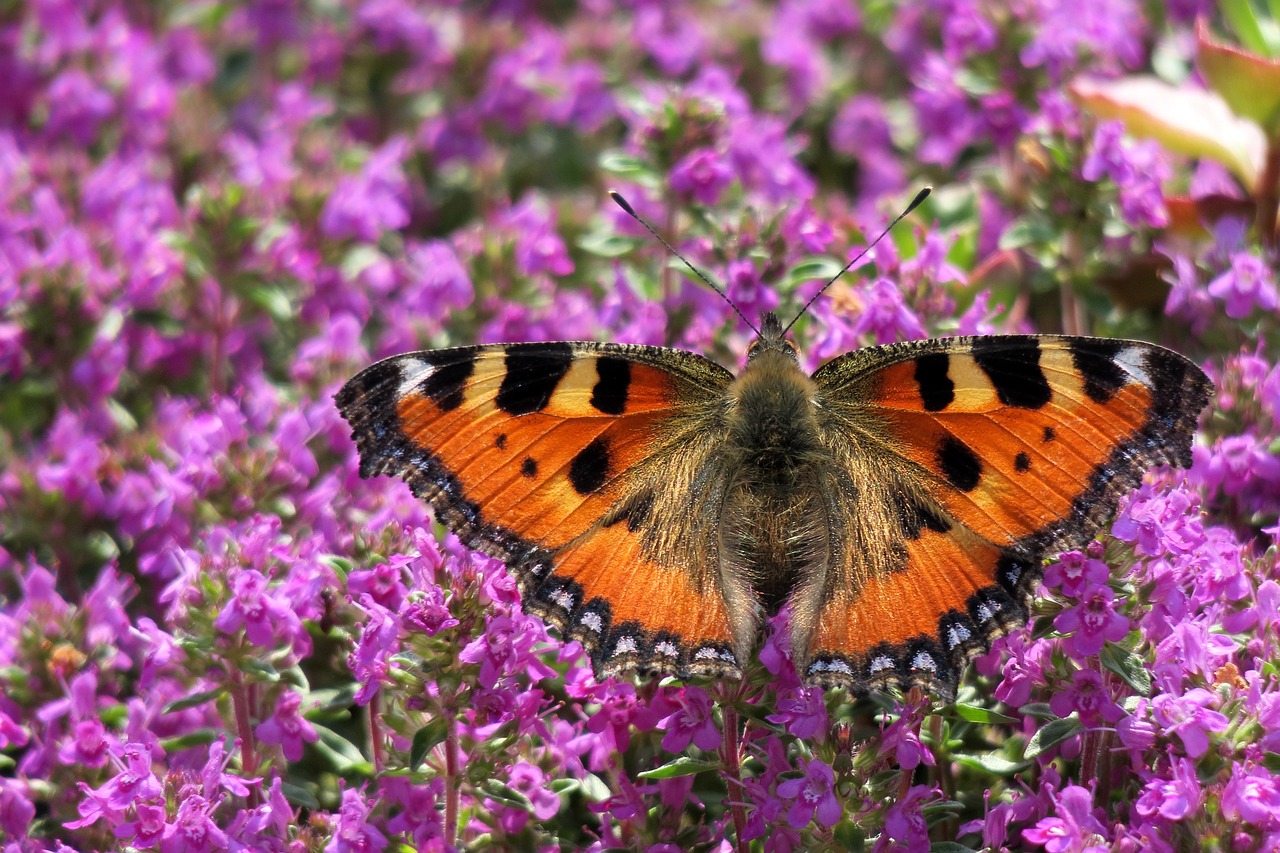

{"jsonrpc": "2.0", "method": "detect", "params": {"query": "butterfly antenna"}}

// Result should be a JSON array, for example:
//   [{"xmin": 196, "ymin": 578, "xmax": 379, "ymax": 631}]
[
  {"xmin": 782, "ymin": 186, "xmax": 932, "ymax": 335},
  {"xmin": 609, "ymin": 191, "xmax": 760, "ymax": 337}
]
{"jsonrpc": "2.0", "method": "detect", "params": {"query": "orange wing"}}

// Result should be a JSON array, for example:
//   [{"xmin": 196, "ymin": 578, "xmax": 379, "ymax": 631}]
[
  {"xmin": 336, "ymin": 342, "xmax": 747, "ymax": 680},
  {"xmin": 803, "ymin": 335, "xmax": 1211, "ymax": 697}
]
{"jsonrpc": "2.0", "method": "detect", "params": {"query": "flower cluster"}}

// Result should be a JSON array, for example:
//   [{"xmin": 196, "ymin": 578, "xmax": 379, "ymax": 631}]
[{"xmin": 1, "ymin": 1, "xmax": 1278, "ymax": 851}]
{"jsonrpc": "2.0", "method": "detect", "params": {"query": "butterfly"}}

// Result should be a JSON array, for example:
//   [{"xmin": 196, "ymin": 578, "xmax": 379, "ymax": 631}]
[{"xmin": 336, "ymin": 309, "xmax": 1211, "ymax": 698}]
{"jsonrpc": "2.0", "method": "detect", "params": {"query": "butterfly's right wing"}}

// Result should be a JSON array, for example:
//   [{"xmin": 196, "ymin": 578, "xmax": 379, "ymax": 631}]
[{"xmin": 337, "ymin": 342, "xmax": 752, "ymax": 680}]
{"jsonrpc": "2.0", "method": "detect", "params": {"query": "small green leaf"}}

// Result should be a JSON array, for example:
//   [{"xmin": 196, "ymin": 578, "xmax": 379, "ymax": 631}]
[
  {"xmin": 410, "ymin": 718, "xmax": 448, "ymax": 770},
  {"xmin": 952, "ymin": 752, "xmax": 1030, "ymax": 776},
  {"xmin": 313, "ymin": 724, "xmax": 373, "ymax": 775},
  {"xmin": 1100, "ymin": 643, "xmax": 1153, "ymax": 694},
  {"xmin": 598, "ymin": 152, "xmax": 652, "ymax": 179},
  {"xmin": 1261, "ymin": 751, "xmax": 1280, "ymax": 774},
  {"xmin": 480, "ymin": 779, "xmax": 533, "ymax": 811},
  {"xmin": 1023, "ymin": 716, "xmax": 1082, "ymax": 759},
  {"xmin": 158, "ymin": 729, "xmax": 221, "ymax": 752},
  {"xmin": 637, "ymin": 756, "xmax": 719, "ymax": 780},
  {"xmin": 951, "ymin": 703, "xmax": 1018, "ymax": 725},
  {"xmin": 280, "ymin": 780, "xmax": 321, "ymax": 810},
  {"xmin": 164, "ymin": 686, "xmax": 227, "ymax": 714},
  {"xmin": 783, "ymin": 257, "xmax": 844, "ymax": 288},
  {"xmin": 578, "ymin": 230, "xmax": 641, "ymax": 258}
]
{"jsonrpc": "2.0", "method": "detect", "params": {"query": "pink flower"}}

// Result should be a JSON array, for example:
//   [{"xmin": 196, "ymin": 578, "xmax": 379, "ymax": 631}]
[
  {"xmin": 256, "ymin": 690, "xmax": 319, "ymax": 762},
  {"xmin": 658, "ymin": 687, "xmax": 721, "ymax": 753},
  {"xmin": 1053, "ymin": 583, "xmax": 1129, "ymax": 658},
  {"xmin": 776, "ymin": 757, "xmax": 841, "ymax": 828}
]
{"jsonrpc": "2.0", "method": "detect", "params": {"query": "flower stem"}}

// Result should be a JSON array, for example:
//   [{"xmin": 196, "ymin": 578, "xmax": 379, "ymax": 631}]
[
  {"xmin": 369, "ymin": 692, "xmax": 385, "ymax": 773},
  {"xmin": 1256, "ymin": 140, "xmax": 1280, "ymax": 253},
  {"xmin": 230, "ymin": 670, "xmax": 260, "ymax": 805},
  {"xmin": 720, "ymin": 705, "xmax": 749, "ymax": 853},
  {"xmin": 444, "ymin": 712, "xmax": 460, "ymax": 849}
]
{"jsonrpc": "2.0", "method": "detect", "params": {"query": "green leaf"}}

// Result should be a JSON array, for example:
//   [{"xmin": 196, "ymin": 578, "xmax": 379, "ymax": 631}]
[
  {"xmin": 998, "ymin": 218, "xmax": 1055, "ymax": 251},
  {"xmin": 164, "ymin": 686, "xmax": 227, "ymax": 714},
  {"xmin": 313, "ymin": 724, "xmax": 374, "ymax": 775},
  {"xmin": 158, "ymin": 729, "xmax": 221, "ymax": 752},
  {"xmin": 1023, "ymin": 716, "xmax": 1082, "ymax": 760},
  {"xmin": 950, "ymin": 703, "xmax": 1018, "ymax": 725},
  {"xmin": 598, "ymin": 152, "xmax": 652, "ymax": 180},
  {"xmin": 1262, "ymin": 751, "xmax": 1280, "ymax": 774},
  {"xmin": 1220, "ymin": 0, "xmax": 1278, "ymax": 57},
  {"xmin": 951, "ymin": 751, "xmax": 1030, "ymax": 776},
  {"xmin": 637, "ymin": 756, "xmax": 720, "ymax": 780},
  {"xmin": 931, "ymin": 842, "xmax": 979, "ymax": 853},
  {"xmin": 578, "ymin": 230, "xmax": 641, "ymax": 258},
  {"xmin": 1100, "ymin": 643, "xmax": 1153, "ymax": 694},
  {"xmin": 480, "ymin": 779, "xmax": 534, "ymax": 811},
  {"xmin": 783, "ymin": 257, "xmax": 844, "ymax": 289},
  {"xmin": 1198, "ymin": 19, "xmax": 1280, "ymax": 136},
  {"xmin": 410, "ymin": 718, "xmax": 448, "ymax": 770},
  {"xmin": 280, "ymin": 780, "xmax": 320, "ymax": 810}
]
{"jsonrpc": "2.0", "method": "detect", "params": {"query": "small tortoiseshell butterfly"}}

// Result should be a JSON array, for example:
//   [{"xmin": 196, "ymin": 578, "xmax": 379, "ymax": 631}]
[{"xmin": 337, "ymin": 198, "xmax": 1212, "ymax": 699}]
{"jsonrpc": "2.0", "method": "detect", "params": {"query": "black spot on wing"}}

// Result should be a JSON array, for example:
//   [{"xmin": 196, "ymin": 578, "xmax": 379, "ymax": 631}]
[
  {"xmin": 520, "ymin": 457, "xmax": 538, "ymax": 478},
  {"xmin": 495, "ymin": 433, "xmax": 507, "ymax": 449},
  {"xmin": 419, "ymin": 352, "xmax": 476, "ymax": 412},
  {"xmin": 569, "ymin": 437, "xmax": 610, "ymax": 495},
  {"xmin": 604, "ymin": 489, "xmax": 654, "ymax": 533},
  {"xmin": 973, "ymin": 337, "xmax": 1051, "ymax": 409},
  {"xmin": 591, "ymin": 356, "xmax": 631, "ymax": 415},
  {"xmin": 893, "ymin": 489, "xmax": 952, "ymax": 539},
  {"xmin": 913, "ymin": 352, "xmax": 954, "ymax": 411},
  {"xmin": 497, "ymin": 344, "xmax": 574, "ymax": 415},
  {"xmin": 1043, "ymin": 427, "xmax": 1056, "ymax": 442},
  {"xmin": 1015, "ymin": 452, "xmax": 1031, "ymax": 472},
  {"xmin": 1070, "ymin": 339, "xmax": 1127, "ymax": 404},
  {"xmin": 938, "ymin": 436, "xmax": 982, "ymax": 491}
]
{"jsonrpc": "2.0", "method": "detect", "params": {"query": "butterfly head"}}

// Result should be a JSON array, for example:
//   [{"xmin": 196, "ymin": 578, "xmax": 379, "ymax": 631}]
[{"xmin": 746, "ymin": 312, "xmax": 800, "ymax": 364}]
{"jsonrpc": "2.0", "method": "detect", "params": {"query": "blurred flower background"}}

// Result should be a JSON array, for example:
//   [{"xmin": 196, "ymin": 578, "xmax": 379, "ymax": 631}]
[{"xmin": 1, "ymin": 0, "xmax": 1279, "ymax": 850}]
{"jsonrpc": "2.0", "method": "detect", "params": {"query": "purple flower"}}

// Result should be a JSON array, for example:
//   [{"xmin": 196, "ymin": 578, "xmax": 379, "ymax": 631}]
[
  {"xmin": 495, "ymin": 762, "xmax": 560, "ymax": 833},
  {"xmin": 213, "ymin": 569, "xmax": 300, "ymax": 648},
  {"xmin": 658, "ymin": 687, "xmax": 721, "ymax": 753},
  {"xmin": 347, "ymin": 558, "xmax": 408, "ymax": 612},
  {"xmin": 1021, "ymin": 785, "xmax": 1108, "ymax": 852},
  {"xmin": 1134, "ymin": 757, "xmax": 1201, "ymax": 821},
  {"xmin": 1043, "ymin": 550, "xmax": 1110, "ymax": 598},
  {"xmin": 1207, "ymin": 253, "xmax": 1280, "ymax": 319},
  {"xmin": 326, "ymin": 787, "xmax": 389, "ymax": 853},
  {"xmin": 880, "ymin": 785, "xmax": 936, "ymax": 851},
  {"xmin": 776, "ymin": 757, "xmax": 841, "ymax": 828},
  {"xmin": 1220, "ymin": 765, "xmax": 1280, "ymax": 830},
  {"xmin": 319, "ymin": 138, "xmax": 410, "ymax": 242},
  {"xmin": 1080, "ymin": 122, "xmax": 1169, "ymax": 228},
  {"xmin": 160, "ymin": 794, "xmax": 227, "ymax": 853},
  {"xmin": 1047, "ymin": 669, "xmax": 1121, "ymax": 726},
  {"xmin": 669, "ymin": 148, "xmax": 735, "ymax": 205},
  {"xmin": 43, "ymin": 68, "xmax": 114, "ymax": 145},
  {"xmin": 850, "ymin": 278, "xmax": 927, "ymax": 344},
  {"xmin": 767, "ymin": 686, "xmax": 827, "ymax": 740},
  {"xmin": 1053, "ymin": 583, "xmax": 1130, "ymax": 658},
  {"xmin": 256, "ymin": 690, "xmax": 318, "ymax": 762},
  {"xmin": 1150, "ymin": 688, "xmax": 1229, "ymax": 759}
]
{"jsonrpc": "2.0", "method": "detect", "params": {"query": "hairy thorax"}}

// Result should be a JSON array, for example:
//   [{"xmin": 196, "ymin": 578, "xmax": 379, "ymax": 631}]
[{"xmin": 721, "ymin": 350, "xmax": 831, "ymax": 613}]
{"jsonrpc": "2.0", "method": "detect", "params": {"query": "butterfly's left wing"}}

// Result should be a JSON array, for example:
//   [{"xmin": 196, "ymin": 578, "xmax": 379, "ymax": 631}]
[
  {"xmin": 337, "ymin": 342, "xmax": 752, "ymax": 681},
  {"xmin": 800, "ymin": 335, "xmax": 1211, "ymax": 697}
]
